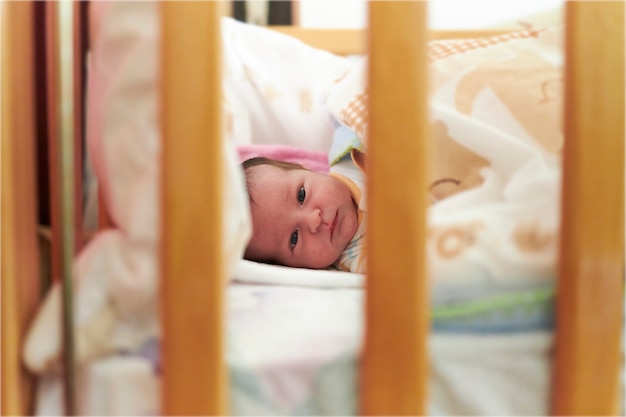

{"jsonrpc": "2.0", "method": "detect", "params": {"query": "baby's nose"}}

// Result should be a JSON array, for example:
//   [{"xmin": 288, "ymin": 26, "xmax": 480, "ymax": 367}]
[{"xmin": 306, "ymin": 208, "xmax": 322, "ymax": 233}]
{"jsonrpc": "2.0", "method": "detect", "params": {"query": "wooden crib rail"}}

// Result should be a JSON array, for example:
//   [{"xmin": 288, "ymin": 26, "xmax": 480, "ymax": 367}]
[
  {"xmin": 269, "ymin": 26, "xmax": 513, "ymax": 56},
  {"xmin": 1, "ymin": 2, "xmax": 42, "ymax": 415},
  {"xmin": 362, "ymin": 2, "xmax": 429, "ymax": 415},
  {"xmin": 160, "ymin": 2, "xmax": 227, "ymax": 415},
  {"xmin": 270, "ymin": 27, "xmax": 366, "ymax": 55},
  {"xmin": 551, "ymin": 1, "xmax": 625, "ymax": 414},
  {"xmin": 45, "ymin": 0, "xmax": 86, "ymax": 285},
  {"xmin": 45, "ymin": 1, "xmax": 86, "ymax": 412}
]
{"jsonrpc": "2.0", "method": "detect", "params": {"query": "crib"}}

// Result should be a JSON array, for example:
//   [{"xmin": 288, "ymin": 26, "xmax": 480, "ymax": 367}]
[{"xmin": 2, "ymin": 1, "xmax": 624, "ymax": 416}]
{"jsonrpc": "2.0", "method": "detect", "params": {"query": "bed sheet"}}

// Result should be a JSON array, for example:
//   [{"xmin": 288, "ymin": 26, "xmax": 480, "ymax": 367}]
[{"xmin": 35, "ymin": 283, "xmax": 553, "ymax": 416}]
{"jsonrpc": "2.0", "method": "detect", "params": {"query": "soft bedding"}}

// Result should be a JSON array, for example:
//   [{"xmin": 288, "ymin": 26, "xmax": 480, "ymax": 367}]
[
  {"xmin": 326, "ymin": 27, "xmax": 563, "ymax": 284},
  {"xmin": 35, "ymin": 283, "xmax": 553, "ymax": 416},
  {"xmin": 24, "ymin": 1, "xmax": 565, "ymax": 415}
]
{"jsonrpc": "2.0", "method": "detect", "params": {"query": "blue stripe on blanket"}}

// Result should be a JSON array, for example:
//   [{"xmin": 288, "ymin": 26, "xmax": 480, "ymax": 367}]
[
  {"xmin": 432, "ymin": 285, "xmax": 554, "ymax": 333},
  {"xmin": 329, "ymin": 123, "xmax": 364, "ymax": 166}
]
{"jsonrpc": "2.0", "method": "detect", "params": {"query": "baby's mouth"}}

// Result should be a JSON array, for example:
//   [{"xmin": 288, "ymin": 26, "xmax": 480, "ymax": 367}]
[{"xmin": 330, "ymin": 210, "xmax": 338, "ymax": 241}]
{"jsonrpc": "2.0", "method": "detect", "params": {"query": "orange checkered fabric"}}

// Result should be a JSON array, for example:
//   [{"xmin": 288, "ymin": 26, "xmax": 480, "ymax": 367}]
[
  {"xmin": 427, "ymin": 28, "xmax": 546, "ymax": 62},
  {"xmin": 337, "ymin": 28, "xmax": 548, "ymax": 137}
]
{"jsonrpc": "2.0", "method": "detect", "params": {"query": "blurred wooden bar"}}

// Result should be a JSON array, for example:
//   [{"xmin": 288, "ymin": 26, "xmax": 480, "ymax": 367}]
[
  {"xmin": 362, "ymin": 2, "xmax": 429, "ymax": 415},
  {"xmin": 45, "ymin": 0, "xmax": 85, "ymax": 284},
  {"xmin": 270, "ymin": 27, "xmax": 366, "ymax": 55},
  {"xmin": 160, "ymin": 2, "xmax": 227, "ymax": 415},
  {"xmin": 1, "ymin": 1, "xmax": 42, "ymax": 415},
  {"xmin": 551, "ymin": 1, "xmax": 625, "ymax": 415},
  {"xmin": 270, "ymin": 26, "xmax": 512, "ymax": 56}
]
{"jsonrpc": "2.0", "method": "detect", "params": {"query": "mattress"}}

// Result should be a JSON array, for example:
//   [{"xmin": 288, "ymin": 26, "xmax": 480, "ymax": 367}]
[{"xmin": 35, "ymin": 281, "xmax": 553, "ymax": 416}]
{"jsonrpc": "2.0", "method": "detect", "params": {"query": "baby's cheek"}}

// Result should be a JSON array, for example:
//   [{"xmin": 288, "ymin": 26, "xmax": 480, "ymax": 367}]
[
  {"xmin": 340, "ymin": 214, "xmax": 357, "ymax": 248},
  {"xmin": 314, "ymin": 247, "xmax": 339, "ymax": 269}
]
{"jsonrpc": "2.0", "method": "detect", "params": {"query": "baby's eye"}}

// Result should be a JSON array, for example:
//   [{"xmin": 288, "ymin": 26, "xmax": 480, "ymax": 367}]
[
  {"xmin": 290, "ymin": 230, "xmax": 299, "ymax": 249},
  {"xmin": 297, "ymin": 186, "xmax": 306, "ymax": 205}
]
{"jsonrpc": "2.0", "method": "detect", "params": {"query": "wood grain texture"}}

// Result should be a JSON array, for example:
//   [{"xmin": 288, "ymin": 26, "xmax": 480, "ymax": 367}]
[
  {"xmin": 1, "ymin": 1, "xmax": 42, "ymax": 415},
  {"xmin": 551, "ymin": 2, "xmax": 625, "ymax": 415},
  {"xmin": 270, "ymin": 27, "xmax": 367, "ymax": 55},
  {"xmin": 160, "ymin": 2, "xmax": 227, "ymax": 415},
  {"xmin": 269, "ymin": 27, "xmax": 513, "ymax": 56},
  {"xmin": 361, "ymin": 2, "xmax": 430, "ymax": 415}
]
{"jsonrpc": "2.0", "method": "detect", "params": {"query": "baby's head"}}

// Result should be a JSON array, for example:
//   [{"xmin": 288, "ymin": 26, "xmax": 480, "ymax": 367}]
[{"xmin": 242, "ymin": 157, "xmax": 358, "ymax": 269}]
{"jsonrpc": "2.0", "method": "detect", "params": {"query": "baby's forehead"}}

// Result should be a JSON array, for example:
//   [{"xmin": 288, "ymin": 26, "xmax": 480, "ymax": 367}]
[
  {"xmin": 247, "ymin": 164, "xmax": 298, "ymax": 201},
  {"xmin": 250, "ymin": 164, "xmax": 309, "ymax": 184}
]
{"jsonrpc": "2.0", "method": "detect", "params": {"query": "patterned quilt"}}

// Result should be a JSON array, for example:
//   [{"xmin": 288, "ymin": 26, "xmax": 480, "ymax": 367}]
[{"xmin": 326, "ymin": 27, "xmax": 564, "ymax": 291}]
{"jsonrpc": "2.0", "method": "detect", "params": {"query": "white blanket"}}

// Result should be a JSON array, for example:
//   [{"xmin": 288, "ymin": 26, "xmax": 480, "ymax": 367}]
[{"xmin": 34, "ymin": 283, "xmax": 553, "ymax": 416}]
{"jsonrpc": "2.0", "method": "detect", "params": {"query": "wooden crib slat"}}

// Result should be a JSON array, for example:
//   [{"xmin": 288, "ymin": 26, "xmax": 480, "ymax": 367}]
[
  {"xmin": 45, "ymin": 0, "xmax": 85, "ymax": 282},
  {"xmin": 551, "ymin": 1, "xmax": 625, "ymax": 415},
  {"xmin": 1, "ymin": 1, "xmax": 42, "ymax": 415},
  {"xmin": 160, "ymin": 2, "xmax": 227, "ymax": 415},
  {"xmin": 362, "ymin": 2, "xmax": 429, "ymax": 415},
  {"xmin": 44, "ymin": 1, "xmax": 83, "ymax": 412}
]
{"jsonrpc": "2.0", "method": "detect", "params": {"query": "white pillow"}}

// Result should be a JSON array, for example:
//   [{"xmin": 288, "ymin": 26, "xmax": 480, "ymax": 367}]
[{"xmin": 221, "ymin": 18, "xmax": 355, "ymax": 152}]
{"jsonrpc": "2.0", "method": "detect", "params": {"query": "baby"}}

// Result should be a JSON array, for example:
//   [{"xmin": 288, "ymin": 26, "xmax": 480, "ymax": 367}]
[{"xmin": 242, "ymin": 155, "xmax": 367, "ymax": 272}]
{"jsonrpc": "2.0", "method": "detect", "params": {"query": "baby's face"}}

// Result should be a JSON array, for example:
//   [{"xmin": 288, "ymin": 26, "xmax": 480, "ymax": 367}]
[{"xmin": 245, "ymin": 165, "xmax": 358, "ymax": 269}]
